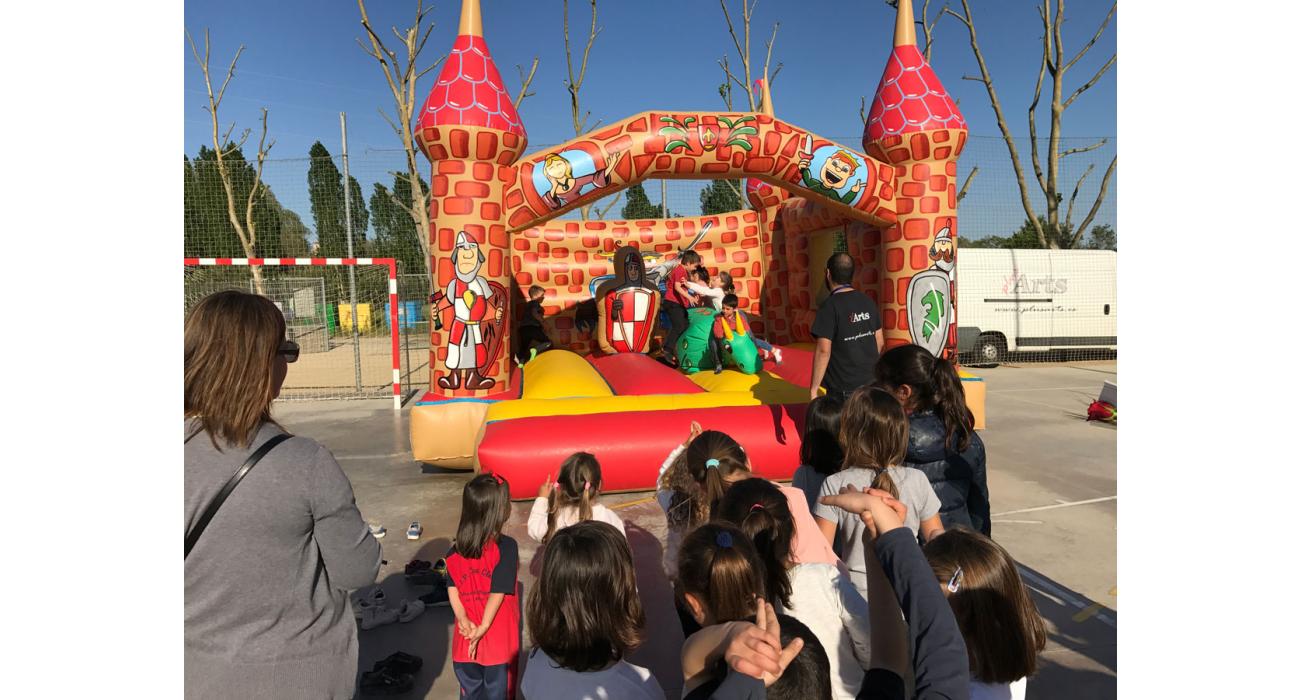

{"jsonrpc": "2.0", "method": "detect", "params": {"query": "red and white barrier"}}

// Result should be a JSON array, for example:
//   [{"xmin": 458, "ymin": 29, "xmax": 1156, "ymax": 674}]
[{"xmin": 184, "ymin": 257, "xmax": 403, "ymax": 410}]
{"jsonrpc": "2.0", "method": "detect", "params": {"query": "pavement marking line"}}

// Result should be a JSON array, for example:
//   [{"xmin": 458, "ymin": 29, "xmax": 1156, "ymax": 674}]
[
  {"xmin": 1018, "ymin": 566, "xmax": 1117, "ymax": 629},
  {"xmin": 992, "ymin": 495, "xmax": 1116, "ymax": 517},
  {"xmin": 995, "ymin": 393, "xmax": 1081, "ymax": 411},
  {"xmin": 988, "ymin": 386, "xmax": 1099, "ymax": 393},
  {"xmin": 611, "ymin": 496, "xmax": 657, "ymax": 510}
]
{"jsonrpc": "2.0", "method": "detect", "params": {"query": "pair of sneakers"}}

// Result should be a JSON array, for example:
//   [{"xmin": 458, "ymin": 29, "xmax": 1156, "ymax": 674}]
[
  {"xmin": 405, "ymin": 559, "xmax": 452, "ymax": 608},
  {"xmin": 360, "ymin": 652, "xmax": 421, "ymax": 695},
  {"xmin": 353, "ymin": 587, "xmax": 426, "ymax": 630}
]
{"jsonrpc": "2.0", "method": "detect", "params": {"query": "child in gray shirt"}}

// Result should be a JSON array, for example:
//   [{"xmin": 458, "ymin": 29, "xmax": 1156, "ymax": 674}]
[{"xmin": 811, "ymin": 387, "xmax": 945, "ymax": 596}]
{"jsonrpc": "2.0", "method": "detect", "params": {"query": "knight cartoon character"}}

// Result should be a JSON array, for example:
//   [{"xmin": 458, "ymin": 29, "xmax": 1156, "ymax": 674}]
[
  {"xmin": 797, "ymin": 138, "xmax": 864, "ymax": 204},
  {"xmin": 928, "ymin": 223, "xmax": 955, "ymax": 278},
  {"xmin": 906, "ymin": 221, "xmax": 957, "ymax": 357},
  {"xmin": 430, "ymin": 231, "xmax": 505, "ymax": 391},
  {"xmin": 594, "ymin": 245, "xmax": 661, "ymax": 355}
]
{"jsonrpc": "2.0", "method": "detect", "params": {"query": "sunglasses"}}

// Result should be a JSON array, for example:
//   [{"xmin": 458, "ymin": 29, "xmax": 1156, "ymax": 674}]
[{"xmin": 279, "ymin": 340, "xmax": 300, "ymax": 363}]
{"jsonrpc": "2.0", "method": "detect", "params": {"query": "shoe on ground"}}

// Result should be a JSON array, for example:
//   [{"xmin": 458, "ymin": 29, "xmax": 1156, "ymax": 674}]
[
  {"xmin": 373, "ymin": 651, "xmax": 423, "ymax": 675},
  {"xmin": 773, "ymin": 348, "xmax": 784, "ymax": 365},
  {"xmin": 369, "ymin": 523, "xmax": 386, "ymax": 539},
  {"xmin": 359, "ymin": 668, "xmax": 413, "ymax": 696},
  {"xmin": 352, "ymin": 586, "xmax": 387, "ymax": 618},
  {"xmin": 359, "ymin": 605, "xmax": 400, "ymax": 631},
  {"xmin": 713, "ymin": 364, "xmax": 723, "ymax": 374},
  {"xmin": 418, "ymin": 580, "xmax": 451, "ymax": 608},
  {"xmin": 406, "ymin": 522, "xmax": 422, "ymax": 540},
  {"xmin": 397, "ymin": 599, "xmax": 426, "ymax": 623},
  {"xmin": 404, "ymin": 560, "xmax": 432, "ymax": 577},
  {"xmin": 356, "ymin": 586, "xmax": 386, "ymax": 606}
]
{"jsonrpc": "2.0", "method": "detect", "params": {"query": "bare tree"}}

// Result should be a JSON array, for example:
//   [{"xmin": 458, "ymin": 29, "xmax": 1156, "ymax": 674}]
[
  {"xmin": 717, "ymin": 0, "xmax": 782, "ymax": 111},
  {"xmin": 714, "ymin": 0, "xmax": 782, "ymax": 207},
  {"xmin": 186, "ymin": 29, "xmax": 274, "ymax": 293},
  {"xmin": 886, "ymin": 0, "xmax": 946, "ymax": 62},
  {"xmin": 945, "ymin": 0, "xmax": 1116, "ymax": 248},
  {"xmin": 355, "ymin": 0, "xmax": 443, "ymax": 281},
  {"xmin": 563, "ymin": 0, "xmax": 620, "ymax": 219},
  {"xmin": 514, "ymin": 58, "xmax": 539, "ymax": 111}
]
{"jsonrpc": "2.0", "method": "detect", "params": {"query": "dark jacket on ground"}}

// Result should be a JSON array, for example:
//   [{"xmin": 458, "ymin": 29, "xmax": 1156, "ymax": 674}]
[
  {"xmin": 904, "ymin": 411, "xmax": 990, "ymax": 536},
  {"xmin": 703, "ymin": 528, "xmax": 969, "ymax": 700}
]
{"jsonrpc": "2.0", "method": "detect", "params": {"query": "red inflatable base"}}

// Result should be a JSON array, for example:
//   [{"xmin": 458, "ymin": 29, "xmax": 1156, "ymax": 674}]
[{"xmin": 477, "ymin": 403, "xmax": 809, "ymax": 497}]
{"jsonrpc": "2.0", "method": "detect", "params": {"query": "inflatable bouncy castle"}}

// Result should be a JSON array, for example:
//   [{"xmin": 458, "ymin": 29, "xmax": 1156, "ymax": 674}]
[{"xmin": 409, "ymin": 0, "xmax": 982, "ymax": 493}]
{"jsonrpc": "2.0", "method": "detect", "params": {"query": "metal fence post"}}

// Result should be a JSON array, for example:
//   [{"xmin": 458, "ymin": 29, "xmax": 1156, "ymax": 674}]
[{"xmin": 341, "ymin": 112, "xmax": 362, "ymax": 393}]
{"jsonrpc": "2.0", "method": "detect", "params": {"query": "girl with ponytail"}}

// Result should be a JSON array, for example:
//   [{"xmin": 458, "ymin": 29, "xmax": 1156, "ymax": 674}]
[
  {"xmin": 716, "ymin": 479, "xmax": 873, "ymax": 700},
  {"xmin": 527, "ymin": 452, "xmax": 625, "ymax": 543},
  {"xmin": 656, "ymin": 425, "xmax": 839, "ymax": 637},
  {"xmin": 875, "ymin": 344, "xmax": 990, "ymax": 536},
  {"xmin": 813, "ymin": 387, "xmax": 944, "ymax": 597}
]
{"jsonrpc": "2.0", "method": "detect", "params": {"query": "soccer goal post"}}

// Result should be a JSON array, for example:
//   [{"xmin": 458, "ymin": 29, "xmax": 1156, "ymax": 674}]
[{"xmin": 184, "ymin": 257, "xmax": 404, "ymax": 409}]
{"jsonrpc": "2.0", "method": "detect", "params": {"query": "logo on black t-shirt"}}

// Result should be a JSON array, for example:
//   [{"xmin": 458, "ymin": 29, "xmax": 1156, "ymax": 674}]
[{"xmin": 850, "ymin": 311, "xmax": 872, "ymax": 323}]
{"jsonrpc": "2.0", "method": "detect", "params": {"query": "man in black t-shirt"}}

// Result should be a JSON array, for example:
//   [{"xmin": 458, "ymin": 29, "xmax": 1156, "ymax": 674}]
[{"xmin": 809, "ymin": 253, "xmax": 884, "ymax": 401}]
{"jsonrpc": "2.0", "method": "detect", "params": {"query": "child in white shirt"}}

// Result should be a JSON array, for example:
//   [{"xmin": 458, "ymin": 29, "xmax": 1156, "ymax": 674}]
[{"xmin": 527, "ymin": 452, "xmax": 625, "ymax": 543}]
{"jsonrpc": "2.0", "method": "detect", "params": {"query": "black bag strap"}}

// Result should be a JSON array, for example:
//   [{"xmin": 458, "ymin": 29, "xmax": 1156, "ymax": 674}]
[{"xmin": 185, "ymin": 433, "xmax": 293, "ymax": 559}]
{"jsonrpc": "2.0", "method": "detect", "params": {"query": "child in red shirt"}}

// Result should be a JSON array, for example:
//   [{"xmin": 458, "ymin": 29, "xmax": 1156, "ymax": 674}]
[
  {"xmin": 662, "ymin": 250, "xmax": 702, "ymax": 367},
  {"xmin": 446, "ymin": 473, "xmax": 520, "ymax": 699}
]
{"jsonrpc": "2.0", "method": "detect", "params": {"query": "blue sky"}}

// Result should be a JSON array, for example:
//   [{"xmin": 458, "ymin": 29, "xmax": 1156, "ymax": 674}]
[{"xmin": 183, "ymin": 0, "xmax": 1116, "ymax": 240}]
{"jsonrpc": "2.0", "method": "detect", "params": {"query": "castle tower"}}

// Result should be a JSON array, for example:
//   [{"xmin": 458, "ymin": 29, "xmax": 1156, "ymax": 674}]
[
  {"xmin": 416, "ymin": 0, "xmax": 528, "ymax": 396},
  {"xmin": 745, "ymin": 76, "xmax": 795, "ymax": 343},
  {"xmin": 864, "ymin": 0, "xmax": 966, "ymax": 358}
]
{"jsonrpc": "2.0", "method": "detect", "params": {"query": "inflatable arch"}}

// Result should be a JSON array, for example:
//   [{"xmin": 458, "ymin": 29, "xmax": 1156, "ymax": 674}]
[{"xmin": 410, "ymin": 0, "xmax": 980, "ymax": 492}]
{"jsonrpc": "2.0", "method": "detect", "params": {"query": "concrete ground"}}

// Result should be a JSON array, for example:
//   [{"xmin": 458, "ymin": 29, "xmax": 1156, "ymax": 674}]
[{"xmin": 272, "ymin": 359, "xmax": 1116, "ymax": 699}]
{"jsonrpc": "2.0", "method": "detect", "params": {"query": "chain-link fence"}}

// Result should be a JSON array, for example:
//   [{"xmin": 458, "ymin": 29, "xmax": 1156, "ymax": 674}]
[
  {"xmin": 183, "ymin": 261, "xmax": 421, "ymax": 401},
  {"xmin": 184, "ymin": 135, "xmax": 1115, "ymax": 377}
]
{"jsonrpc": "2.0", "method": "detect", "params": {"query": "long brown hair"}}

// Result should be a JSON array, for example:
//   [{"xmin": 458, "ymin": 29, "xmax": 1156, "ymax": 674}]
[
  {"xmin": 838, "ymin": 387, "xmax": 909, "ymax": 498},
  {"xmin": 714, "ymin": 478, "xmax": 793, "ymax": 609},
  {"xmin": 686, "ymin": 430, "xmax": 751, "ymax": 524},
  {"xmin": 676, "ymin": 522, "xmax": 763, "ymax": 625},
  {"xmin": 875, "ymin": 344, "xmax": 975, "ymax": 451},
  {"xmin": 526, "ymin": 521, "xmax": 644, "ymax": 672},
  {"xmin": 184, "ymin": 290, "xmax": 286, "ymax": 448},
  {"xmin": 924, "ymin": 529, "xmax": 1047, "ymax": 684},
  {"xmin": 455, "ymin": 474, "xmax": 512, "ymax": 559},
  {"xmin": 544, "ymin": 452, "xmax": 603, "ymax": 543}
]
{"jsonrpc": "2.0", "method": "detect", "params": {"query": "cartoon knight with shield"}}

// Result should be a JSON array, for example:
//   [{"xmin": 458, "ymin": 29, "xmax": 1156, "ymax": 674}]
[
  {"xmin": 430, "ymin": 231, "xmax": 506, "ymax": 390},
  {"xmin": 906, "ymin": 221, "xmax": 956, "ymax": 357}
]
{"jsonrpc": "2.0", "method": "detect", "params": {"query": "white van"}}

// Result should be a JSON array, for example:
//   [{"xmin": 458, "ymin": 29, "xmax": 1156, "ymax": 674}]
[{"xmin": 954, "ymin": 249, "xmax": 1116, "ymax": 362}]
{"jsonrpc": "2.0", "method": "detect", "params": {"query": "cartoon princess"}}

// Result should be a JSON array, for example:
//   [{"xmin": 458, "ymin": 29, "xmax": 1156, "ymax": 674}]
[{"xmin": 540, "ymin": 149, "xmax": 625, "ymax": 211}]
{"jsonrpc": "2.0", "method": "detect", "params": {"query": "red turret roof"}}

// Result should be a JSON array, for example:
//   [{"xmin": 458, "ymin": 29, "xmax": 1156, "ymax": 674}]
[
  {"xmin": 417, "ymin": 34, "xmax": 525, "ymax": 138},
  {"xmin": 865, "ymin": 44, "xmax": 966, "ymax": 142},
  {"xmin": 865, "ymin": 0, "xmax": 965, "ymax": 144}
]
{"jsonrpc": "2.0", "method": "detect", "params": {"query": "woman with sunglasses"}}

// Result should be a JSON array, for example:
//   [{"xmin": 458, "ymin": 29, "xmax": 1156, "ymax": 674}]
[{"xmin": 185, "ymin": 290, "xmax": 382, "ymax": 700}]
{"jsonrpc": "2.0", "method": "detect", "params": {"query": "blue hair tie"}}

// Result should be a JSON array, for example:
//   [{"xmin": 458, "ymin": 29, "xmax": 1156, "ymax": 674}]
[
  {"xmin": 705, "ymin": 458, "xmax": 720, "ymax": 470},
  {"xmin": 716, "ymin": 530, "xmax": 733, "ymax": 548}
]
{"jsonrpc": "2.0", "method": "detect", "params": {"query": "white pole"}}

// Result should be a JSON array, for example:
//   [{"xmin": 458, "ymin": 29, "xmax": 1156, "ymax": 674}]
[{"xmin": 341, "ymin": 112, "xmax": 362, "ymax": 393}]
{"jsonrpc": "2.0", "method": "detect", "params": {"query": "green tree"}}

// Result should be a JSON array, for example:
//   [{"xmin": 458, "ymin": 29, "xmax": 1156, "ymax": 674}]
[
  {"xmin": 369, "ymin": 173, "xmax": 428, "ymax": 276},
  {"xmin": 700, "ymin": 179, "xmax": 743, "ymax": 215},
  {"xmin": 347, "ymin": 174, "xmax": 369, "ymax": 255},
  {"xmin": 1083, "ymin": 224, "xmax": 1116, "ymax": 251},
  {"xmin": 621, "ymin": 182, "xmax": 665, "ymax": 219},
  {"xmin": 275, "ymin": 204, "xmax": 312, "ymax": 257},
  {"xmin": 308, "ymin": 142, "xmax": 347, "ymax": 257},
  {"xmin": 185, "ymin": 146, "xmax": 282, "ymax": 258},
  {"xmin": 963, "ymin": 217, "xmax": 1114, "ymax": 250}
]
